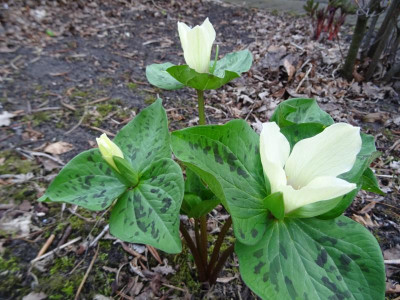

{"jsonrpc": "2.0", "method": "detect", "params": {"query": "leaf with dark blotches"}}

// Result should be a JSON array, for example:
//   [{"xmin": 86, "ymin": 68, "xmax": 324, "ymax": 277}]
[
  {"xmin": 40, "ymin": 149, "xmax": 126, "ymax": 211},
  {"xmin": 171, "ymin": 119, "xmax": 268, "ymax": 245},
  {"xmin": 113, "ymin": 98, "xmax": 171, "ymax": 173},
  {"xmin": 109, "ymin": 158, "xmax": 184, "ymax": 253},
  {"xmin": 236, "ymin": 216, "xmax": 385, "ymax": 300}
]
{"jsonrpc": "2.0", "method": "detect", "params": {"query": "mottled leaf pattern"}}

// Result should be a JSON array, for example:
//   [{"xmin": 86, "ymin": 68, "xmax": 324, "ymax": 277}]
[
  {"xmin": 43, "ymin": 149, "xmax": 126, "ymax": 211},
  {"xmin": 236, "ymin": 216, "xmax": 385, "ymax": 300},
  {"xmin": 109, "ymin": 158, "xmax": 184, "ymax": 254},
  {"xmin": 113, "ymin": 99, "xmax": 171, "ymax": 173},
  {"xmin": 171, "ymin": 120, "xmax": 268, "ymax": 245},
  {"xmin": 146, "ymin": 62, "xmax": 185, "ymax": 90}
]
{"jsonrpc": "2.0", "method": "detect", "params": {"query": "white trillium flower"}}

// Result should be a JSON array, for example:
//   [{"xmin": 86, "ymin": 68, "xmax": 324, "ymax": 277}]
[
  {"xmin": 177, "ymin": 18, "xmax": 216, "ymax": 74},
  {"xmin": 260, "ymin": 122, "xmax": 362, "ymax": 214},
  {"xmin": 96, "ymin": 133, "xmax": 124, "ymax": 172}
]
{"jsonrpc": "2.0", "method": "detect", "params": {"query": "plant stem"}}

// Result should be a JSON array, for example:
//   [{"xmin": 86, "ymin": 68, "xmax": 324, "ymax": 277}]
[
  {"xmin": 196, "ymin": 89, "xmax": 206, "ymax": 125},
  {"xmin": 180, "ymin": 221, "xmax": 207, "ymax": 282},
  {"xmin": 207, "ymin": 217, "xmax": 232, "ymax": 277},
  {"xmin": 200, "ymin": 215, "xmax": 208, "ymax": 269},
  {"xmin": 209, "ymin": 244, "xmax": 235, "ymax": 285}
]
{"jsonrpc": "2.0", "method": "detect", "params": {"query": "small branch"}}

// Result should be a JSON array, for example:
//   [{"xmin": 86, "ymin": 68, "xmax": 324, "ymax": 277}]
[
  {"xmin": 180, "ymin": 221, "xmax": 207, "ymax": 282},
  {"xmin": 207, "ymin": 217, "xmax": 232, "ymax": 277},
  {"xmin": 209, "ymin": 244, "xmax": 235, "ymax": 285},
  {"xmin": 31, "ymin": 237, "xmax": 81, "ymax": 264},
  {"xmin": 385, "ymin": 259, "xmax": 400, "ymax": 264},
  {"xmin": 74, "ymin": 244, "xmax": 100, "ymax": 300},
  {"xmin": 36, "ymin": 234, "xmax": 55, "ymax": 258}
]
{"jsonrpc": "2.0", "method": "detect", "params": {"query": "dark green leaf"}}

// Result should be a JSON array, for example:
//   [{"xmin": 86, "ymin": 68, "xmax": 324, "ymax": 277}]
[
  {"xmin": 185, "ymin": 168, "xmax": 214, "ymax": 200},
  {"xmin": 262, "ymin": 192, "xmax": 284, "ymax": 220},
  {"xmin": 42, "ymin": 149, "xmax": 126, "ymax": 211},
  {"xmin": 181, "ymin": 193, "xmax": 202, "ymax": 215},
  {"xmin": 112, "ymin": 156, "xmax": 139, "ymax": 186},
  {"xmin": 187, "ymin": 197, "xmax": 220, "ymax": 218},
  {"xmin": 270, "ymin": 98, "xmax": 334, "ymax": 128},
  {"xmin": 146, "ymin": 62, "xmax": 185, "ymax": 90},
  {"xmin": 361, "ymin": 167, "xmax": 384, "ymax": 195},
  {"xmin": 171, "ymin": 119, "xmax": 268, "ymax": 245},
  {"xmin": 113, "ymin": 99, "xmax": 171, "ymax": 173},
  {"xmin": 167, "ymin": 50, "xmax": 252, "ymax": 90},
  {"xmin": 280, "ymin": 123, "xmax": 325, "ymax": 149},
  {"xmin": 236, "ymin": 216, "xmax": 385, "ymax": 300},
  {"xmin": 109, "ymin": 158, "xmax": 184, "ymax": 253}
]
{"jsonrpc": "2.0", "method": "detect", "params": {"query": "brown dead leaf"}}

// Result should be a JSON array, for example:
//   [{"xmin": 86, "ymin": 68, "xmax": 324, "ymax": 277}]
[
  {"xmin": 44, "ymin": 141, "xmax": 74, "ymax": 155},
  {"xmin": 351, "ymin": 214, "xmax": 379, "ymax": 228},
  {"xmin": 283, "ymin": 58, "xmax": 296, "ymax": 81}
]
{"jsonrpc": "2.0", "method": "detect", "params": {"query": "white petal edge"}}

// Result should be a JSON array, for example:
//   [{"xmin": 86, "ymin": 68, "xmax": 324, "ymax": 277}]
[
  {"xmin": 284, "ymin": 123, "xmax": 361, "ymax": 189},
  {"xmin": 260, "ymin": 122, "xmax": 290, "ymax": 193},
  {"xmin": 281, "ymin": 176, "xmax": 356, "ymax": 213},
  {"xmin": 177, "ymin": 21, "xmax": 191, "ymax": 55}
]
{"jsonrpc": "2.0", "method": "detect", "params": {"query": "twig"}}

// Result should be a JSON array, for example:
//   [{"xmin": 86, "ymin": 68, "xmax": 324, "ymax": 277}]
[
  {"xmin": 57, "ymin": 225, "xmax": 72, "ymax": 247},
  {"xmin": 31, "ymin": 237, "xmax": 81, "ymax": 263},
  {"xmin": 295, "ymin": 63, "xmax": 313, "ymax": 93},
  {"xmin": 65, "ymin": 107, "xmax": 87, "ymax": 135},
  {"xmin": 31, "ymin": 107, "xmax": 62, "ymax": 113},
  {"xmin": 36, "ymin": 234, "xmax": 55, "ymax": 258},
  {"xmin": 16, "ymin": 148, "xmax": 64, "ymax": 165},
  {"xmin": 80, "ymin": 97, "xmax": 111, "ymax": 106},
  {"xmin": 86, "ymin": 125, "xmax": 115, "ymax": 137},
  {"xmin": 120, "ymin": 242, "xmax": 147, "ymax": 261},
  {"xmin": 60, "ymin": 100, "xmax": 76, "ymax": 112},
  {"xmin": 162, "ymin": 283, "xmax": 186, "ymax": 292},
  {"xmin": 89, "ymin": 224, "xmax": 109, "ymax": 248},
  {"xmin": 146, "ymin": 245, "xmax": 162, "ymax": 264},
  {"xmin": 74, "ymin": 244, "xmax": 100, "ymax": 300},
  {"xmin": 384, "ymin": 259, "xmax": 400, "ymax": 264}
]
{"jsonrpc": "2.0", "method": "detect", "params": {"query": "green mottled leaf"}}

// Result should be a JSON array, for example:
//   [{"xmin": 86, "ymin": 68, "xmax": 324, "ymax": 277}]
[
  {"xmin": 280, "ymin": 123, "xmax": 325, "ymax": 149},
  {"xmin": 270, "ymin": 98, "xmax": 334, "ymax": 128},
  {"xmin": 113, "ymin": 99, "xmax": 171, "ymax": 173},
  {"xmin": 236, "ymin": 216, "xmax": 385, "ymax": 300},
  {"xmin": 185, "ymin": 168, "xmax": 214, "ymax": 200},
  {"xmin": 109, "ymin": 158, "xmax": 184, "ymax": 253},
  {"xmin": 171, "ymin": 119, "xmax": 268, "ymax": 245},
  {"xmin": 167, "ymin": 50, "xmax": 252, "ymax": 90},
  {"xmin": 146, "ymin": 62, "xmax": 185, "ymax": 90},
  {"xmin": 41, "ymin": 149, "xmax": 126, "ymax": 211},
  {"xmin": 320, "ymin": 133, "xmax": 379, "ymax": 219},
  {"xmin": 361, "ymin": 167, "xmax": 384, "ymax": 195}
]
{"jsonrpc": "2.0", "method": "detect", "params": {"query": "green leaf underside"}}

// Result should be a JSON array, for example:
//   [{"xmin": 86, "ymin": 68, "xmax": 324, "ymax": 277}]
[
  {"xmin": 263, "ymin": 192, "xmax": 284, "ymax": 220},
  {"xmin": 271, "ymin": 98, "xmax": 334, "ymax": 128},
  {"xmin": 171, "ymin": 119, "xmax": 268, "ymax": 245},
  {"xmin": 42, "ymin": 149, "xmax": 126, "ymax": 211},
  {"xmin": 145, "ymin": 62, "xmax": 185, "ymax": 90},
  {"xmin": 167, "ymin": 50, "xmax": 252, "ymax": 90},
  {"xmin": 236, "ymin": 216, "xmax": 385, "ymax": 300},
  {"xmin": 185, "ymin": 168, "xmax": 214, "ymax": 200},
  {"xmin": 109, "ymin": 158, "xmax": 184, "ymax": 254},
  {"xmin": 321, "ymin": 133, "xmax": 378, "ymax": 219},
  {"xmin": 361, "ymin": 168, "xmax": 384, "ymax": 195},
  {"xmin": 113, "ymin": 99, "xmax": 171, "ymax": 173},
  {"xmin": 182, "ymin": 193, "xmax": 220, "ymax": 218}
]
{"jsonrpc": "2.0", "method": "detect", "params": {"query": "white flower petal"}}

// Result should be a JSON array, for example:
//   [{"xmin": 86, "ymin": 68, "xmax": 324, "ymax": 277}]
[
  {"xmin": 284, "ymin": 123, "xmax": 361, "ymax": 189},
  {"xmin": 260, "ymin": 122, "xmax": 290, "ymax": 193},
  {"xmin": 177, "ymin": 18, "xmax": 215, "ymax": 73},
  {"xmin": 282, "ymin": 176, "xmax": 356, "ymax": 213}
]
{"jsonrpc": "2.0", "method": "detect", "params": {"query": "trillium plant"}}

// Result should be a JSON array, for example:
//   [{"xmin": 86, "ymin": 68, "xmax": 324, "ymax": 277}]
[{"xmin": 39, "ymin": 18, "xmax": 386, "ymax": 299}]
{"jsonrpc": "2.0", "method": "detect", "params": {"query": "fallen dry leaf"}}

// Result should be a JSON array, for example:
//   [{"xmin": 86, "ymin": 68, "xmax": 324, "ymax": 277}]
[
  {"xmin": 0, "ymin": 111, "xmax": 15, "ymax": 126},
  {"xmin": 44, "ymin": 141, "xmax": 74, "ymax": 155}
]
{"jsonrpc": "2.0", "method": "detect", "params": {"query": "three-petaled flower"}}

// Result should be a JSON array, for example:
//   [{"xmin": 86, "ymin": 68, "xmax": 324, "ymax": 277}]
[
  {"xmin": 178, "ymin": 18, "xmax": 216, "ymax": 74},
  {"xmin": 96, "ymin": 133, "xmax": 124, "ymax": 172},
  {"xmin": 260, "ymin": 122, "xmax": 362, "ymax": 214}
]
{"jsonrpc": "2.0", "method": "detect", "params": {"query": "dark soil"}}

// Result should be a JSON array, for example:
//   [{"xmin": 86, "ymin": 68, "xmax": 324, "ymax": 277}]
[{"xmin": 0, "ymin": 0, "xmax": 399, "ymax": 299}]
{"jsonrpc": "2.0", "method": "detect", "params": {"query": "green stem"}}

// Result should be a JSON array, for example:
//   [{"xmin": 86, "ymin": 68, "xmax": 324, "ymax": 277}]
[
  {"xmin": 209, "ymin": 244, "xmax": 235, "ymax": 285},
  {"xmin": 207, "ymin": 217, "xmax": 232, "ymax": 277},
  {"xmin": 196, "ymin": 89, "xmax": 206, "ymax": 125},
  {"xmin": 180, "ymin": 221, "xmax": 207, "ymax": 282}
]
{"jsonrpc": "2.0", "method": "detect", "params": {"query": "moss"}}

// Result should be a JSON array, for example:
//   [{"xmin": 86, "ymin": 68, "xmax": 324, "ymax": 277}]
[
  {"xmin": 169, "ymin": 246, "xmax": 201, "ymax": 294},
  {"xmin": 126, "ymin": 82, "xmax": 137, "ymax": 90},
  {"xmin": 144, "ymin": 95, "xmax": 157, "ymax": 105},
  {"xmin": 0, "ymin": 150, "xmax": 38, "ymax": 174},
  {"xmin": 98, "ymin": 77, "xmax": 113, "ymax": 87},
  {"xmin": 22, "ymin": 111, "xmax": 52, "ymax": 126},
  {"xmin": 69, "ymin": 89, "xmax": 90, "ymax": 99},
  {"xmin": 96, "ymin": 103, "xmax": 114, "ymax": 116},
  {"xmin": 0, "ymin": 254, "xmax": 30, "ymax": 299}
]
